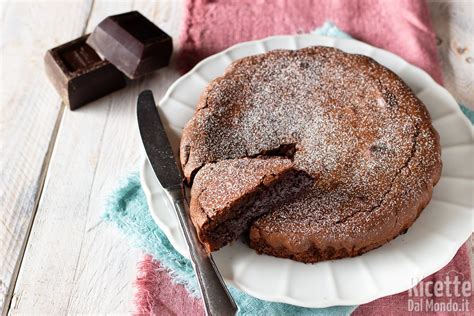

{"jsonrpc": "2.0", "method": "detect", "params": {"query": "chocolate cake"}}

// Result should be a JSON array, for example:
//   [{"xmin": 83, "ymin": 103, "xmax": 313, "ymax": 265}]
[
  {"xmin": 180, "ymin": 46, "xmax": 442, "ymax": 263},
  {"xmin": 190, "ymin": 157, "xmax": 312, "ymax": 252}
]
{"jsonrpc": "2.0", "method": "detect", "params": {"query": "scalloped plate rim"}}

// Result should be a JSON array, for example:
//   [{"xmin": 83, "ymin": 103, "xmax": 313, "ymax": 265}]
[{"xmin": 141, "ymin": 33, "xmax": 473, "ymax": 308}]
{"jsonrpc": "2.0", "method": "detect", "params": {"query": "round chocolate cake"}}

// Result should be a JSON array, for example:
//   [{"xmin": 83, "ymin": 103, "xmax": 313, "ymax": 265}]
[{"xmin": 180, "ymin": 46, "xmax": 442, "ymax": 263}]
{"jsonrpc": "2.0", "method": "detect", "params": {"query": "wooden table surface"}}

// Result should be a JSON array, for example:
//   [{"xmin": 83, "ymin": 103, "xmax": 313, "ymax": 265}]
[{"xmin": 1, "ymin": 1, "xmax": 472, "ymax": 314}]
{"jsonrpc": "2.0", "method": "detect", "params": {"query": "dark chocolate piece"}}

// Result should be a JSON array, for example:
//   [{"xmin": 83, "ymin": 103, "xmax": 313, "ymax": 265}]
[
  {"xmin": 87, "ymin": 11, "xmax": 173, "ymax": 79},
  {"xmin": 44, "ymin": 35, "xmax": 126, "ymax": 110}
]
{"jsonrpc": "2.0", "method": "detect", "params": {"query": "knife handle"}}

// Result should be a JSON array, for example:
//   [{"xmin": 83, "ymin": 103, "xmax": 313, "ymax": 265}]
[{"xmin": 173, "ymin": 197, "xmax": 238, "ymax": 316}]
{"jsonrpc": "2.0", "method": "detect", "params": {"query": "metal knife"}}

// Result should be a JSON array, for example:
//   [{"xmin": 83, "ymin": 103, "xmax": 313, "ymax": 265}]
[{"xmin": 137, "ymin": 90, "xmax": 238, "ymax": 316}]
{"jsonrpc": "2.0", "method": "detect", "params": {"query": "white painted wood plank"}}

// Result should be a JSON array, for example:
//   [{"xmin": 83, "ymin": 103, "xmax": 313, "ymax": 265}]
[
  {"xmin": 0, "ymin": 0, "xmax": 93, "ymax": 311},
  {"xmin": 428, "ymin": 1, "xmax": 474, "ymax": 276},
  {"xmin": 9, "ymin": 0, "xmax": 185, "ymax": 314},
  {"xmin": 5, "ymin": 1, "xmax": 471, "ymax": 314},
  {"xmin": 428, "ymin": 1, "xmax": 474, "ymax": 110}
]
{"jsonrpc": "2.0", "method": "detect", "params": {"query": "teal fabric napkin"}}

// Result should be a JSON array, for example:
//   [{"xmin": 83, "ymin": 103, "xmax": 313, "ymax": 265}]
[
  {"xmin": 103, "ymin": 22, "xmax": 473, "ymax": 315},
  {"xmin": 105, "ymin": 173, "xmax": 356, "ymax": 315}
]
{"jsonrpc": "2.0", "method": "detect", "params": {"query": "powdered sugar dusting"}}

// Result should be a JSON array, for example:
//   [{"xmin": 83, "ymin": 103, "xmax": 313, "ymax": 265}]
[
  {"xmin": 193, "ymin": 157, "xmax": 293, "ymax": 216},
  {"xmin": 181, "ymin": 46, "xmax": 441, "ymax": 255}
]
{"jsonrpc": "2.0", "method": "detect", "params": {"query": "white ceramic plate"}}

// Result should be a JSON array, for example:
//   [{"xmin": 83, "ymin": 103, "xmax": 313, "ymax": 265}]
[{"xmin": 140, "ymin": 34, "xmax": 474, "ymax": 307}]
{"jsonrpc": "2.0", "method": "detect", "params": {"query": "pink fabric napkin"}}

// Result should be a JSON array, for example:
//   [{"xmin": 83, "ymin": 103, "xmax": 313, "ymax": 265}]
[
  {"xmin": 135, "ymin": 0, "xmax": 471, "ymax": 314},
  {"xmin": 135, "ymin": 255, "xmax": 204, "ymax": 315},
  {"xmin": 136, "ymin": 248, "xmax": 472, "ymax": 315},
  {"xmin": 178, "ymin": 0, "xmax": 442, "ymax": 84}
]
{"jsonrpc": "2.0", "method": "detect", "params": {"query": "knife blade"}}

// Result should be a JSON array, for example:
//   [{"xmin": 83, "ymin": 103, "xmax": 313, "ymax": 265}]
[
  {"xmin": 137, "ymin": 90, "xmax": 182, "ymax": 191},
  {"xmin": 137, "ymin": 90, "xmax": 238, "ymax": 316}
]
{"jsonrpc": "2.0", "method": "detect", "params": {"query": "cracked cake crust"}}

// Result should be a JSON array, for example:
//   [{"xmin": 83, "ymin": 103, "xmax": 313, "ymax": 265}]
[{"xmin": 180, "ymin": 46, "xmax": 442, "ymax": 263}]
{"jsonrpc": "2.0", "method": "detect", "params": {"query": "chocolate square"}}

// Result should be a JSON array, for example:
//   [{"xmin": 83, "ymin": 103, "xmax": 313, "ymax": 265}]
[
  {"xmin": 44, "ymin": 35, "xmax": 126, "ymax": 110},
  {"xmin": 86, "ymin": 11, "xmax": 173, "ymax": 79}
]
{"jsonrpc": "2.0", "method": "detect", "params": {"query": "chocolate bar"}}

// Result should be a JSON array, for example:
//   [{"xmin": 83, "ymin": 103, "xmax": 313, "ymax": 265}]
[
  {"xmin": 87, "ymin": 11, "xmax": 173, "ymax": 79},
  {"xmin": 44, "ymin": 35, "xmax": 126, "ymax": 110}
]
